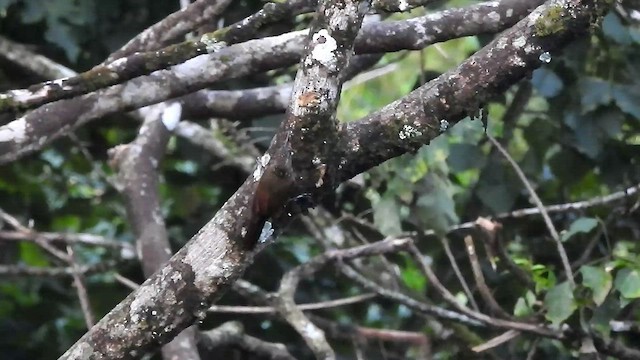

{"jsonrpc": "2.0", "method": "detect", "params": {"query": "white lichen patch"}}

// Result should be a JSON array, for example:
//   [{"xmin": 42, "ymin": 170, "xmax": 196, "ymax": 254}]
[
  {"xmin": 398, "ymin": 124, "xmax": 423, "ymax": 140},
  {"xmin": 0, "ymin": 117, "xmax": 27, "ymax": 143},
  {"xmin": 200, "ymin": 34, "xmax": 227, "ymax": 53},
  {"xmin": 398, "ymin": 0, "xmax": 410, "ymax": 11},
  {"xmin": 64, "ymin": 342, "xmax": 94, "ymax": 360},
  {"xmin": 513, "ymin": 36, "xmax": 527, "ymax": 48},
  {"xmin": 510, "ymin": 55, "xmax": 526, "ymax": 67},
  {"xmin": 487, "ymin": 11, "xmax": 501, "ymax": 22},
  {"xmin": 310, "ymin": 29, "xmax": 338, "ymax": 71},
  {"xmin": 48, "ymin": 78, "xmax": 71, "ymax": 90},
  {"xmin": 121, "ymin": 80, "xmax": 164, "ymax": 105},
  {"xmin": 129, "ymin": 286, "xmax": 157, "ymax": 323},
  {"xmin": 108, "ymin": 56, "xmax": 129, "ymax": 70},
  {"xmin": 303, "ymin": 323, "xmax": 325, "ymax": 340},
  {"xmin": 9, "ymin": 89, "xmax": 35, "ymax": 103},
  {"xmin": 161, "ymin": 102, "xmax": 182, "ymax": 131},
  {"xmin": 253, "ymin": 153, "xmax": 271, "ymax": 181}
]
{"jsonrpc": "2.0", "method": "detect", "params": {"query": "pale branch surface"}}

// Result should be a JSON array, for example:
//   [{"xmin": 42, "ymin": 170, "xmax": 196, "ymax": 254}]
[
  {"xmin": 105, "ymin": 0, "xmax": 233, "ymax": 62},
  {"xmin": 0, "ymin": 35, "xmax": 76, "ymax": 79},
  {"xmin": 0, "ymin": 31, "xmax": 305, "ymax": 164},
  {"xmin": 340, "ymin": 0, "xmax": 607, "ymax": 180},
  {"xmin": 0, "ymin": 0, "xmax": 538, "ymax": 164},
  {"xmin": 58, "ymin": 1, "xmax": 610, "ymax": 358},
  {"xmin": 0, "ymin": 0, "xmax": 313, "ymax": 114},
  {"xmin": 109, "ymin": 102, "xmax": 201, "ymax": 360},
  {"xmin": 356, "ymin": 0, "xmax": 544, "ymax": 53},
  {"xmin": 198, "ymin": 321, "xmax": 296, "ymax": 360}
]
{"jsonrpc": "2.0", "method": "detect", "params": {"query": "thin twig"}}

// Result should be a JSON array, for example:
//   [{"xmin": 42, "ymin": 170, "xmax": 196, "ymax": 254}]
[
  {"xmin": 209, "ymin": 293, "xmax": 376, "ymax": 314},
  {"xmin": 440, "ymin": 236, "xmax": 479, "ymax": 311},
  {"xmin": 0, "ymin": 207, "xmax": 29, "ymax": 231},
  {"xmin": 487, "ymin": 134, "xmax": 575, "ymax": 287},
  {"xmin": 67, "ymin": 246, "xmax": 95, "ymax": 329},
  {"xmin": 463, "ymin": 235, "xmax": 511, "ymax": 319},
  {"xmin": 114, "ymin": 273, "xmax": 140, "ymax": 291},
  {"xmin": 471, "ymin": 329, "xmax": 520, "ymax": 353},
  {"xmin": 395, "ymin": 182, "xmax": 640, "ymax": 239},
  {"xmin": 406, "ymin": 243, "xmax": 562, "ymax": 338},
  {"xmin": 526, "ymin": 338, "xmax": 540, "ymax": 360}
]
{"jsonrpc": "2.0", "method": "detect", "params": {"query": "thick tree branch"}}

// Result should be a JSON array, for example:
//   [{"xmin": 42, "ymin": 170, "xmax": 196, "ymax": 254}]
[
  {"xmin": 339, "ymin": 0, "xmax": 607, "ymax": 180},
  {"xmin": 58, "ymin": 1, "xmax": 609, "ymax": 359},
  {"xmin": 106, "ymin": 0, "xmax": 232, "ymax": 62},
  {"xmin": 109, "ymin": 102, "xmax": 201, "ymax": 360},
  {"xmin": 0, "ymin": 0, "xmax": 540, "ymax": 163}
]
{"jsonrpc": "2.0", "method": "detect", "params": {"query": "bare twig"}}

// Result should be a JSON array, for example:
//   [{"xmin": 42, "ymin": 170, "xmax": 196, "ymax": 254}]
[
  {"xmin": 340, "ymin": 263, "xmax": 484, "ymax": 327},
  {"xmin": 67, "ymin": 246, "xmax": 95, "ymax": 329},
  {"xmin": 0, "ymin": 230, "xmax": 133, "ymax": 252},
  {"xmin": 406, "ymin": 243, "xmax": 562, "ymax": 338},
  {"xmin": 312, "ymin": 315, "xmax": 430, "ymax": 359},
  {"xmin": 0, "ymin": 262, "xmax": 116, "ymax": 277},
  {"xmin": 199, "ymin": 321, "xmax": 295, "ymax": 360},
  {"xmin": 274, "ymin": 238, "xmax": 411, "ymax": 360},
  {"xmin": 463, "ymin": 235, "xmax": 511, "ymax": 319},
  {"xmin": 487, "ymin": 135, "xmax": 575, "ymax": 287},
  {"xmin": 500, "ymin": 182, "xmax": 639, "ymax": 219},
  {"xmin": 114, "ymin": 273, "xmax": 140, "ymax": 291},
  {"xmin": 525, "ymin": 338, "xmax": 540, "ymax": 360},
  {"xmin": 471, "ymin": 329, "xmax": 520, "ymax": 353},
  {"xmin": 440, "ymin": 236, "xmax": 479, "ymax": 311},
  {"xmin": 209, "ymin": 293, "xmax": 376, "ymax": 314}
]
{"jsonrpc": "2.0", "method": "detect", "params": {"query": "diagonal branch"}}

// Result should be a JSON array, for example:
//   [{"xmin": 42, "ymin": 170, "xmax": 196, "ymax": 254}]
[
  {"xmin": 57, "ymin": 1, "xmax": 609, "ymax": 358},
  {"xmin": 0, "ymin": 0, "xmax": 541, "ymax": 164},
  {"xmin": 487, "ymin": 134, "xmax": 574, "ymax": 287}
]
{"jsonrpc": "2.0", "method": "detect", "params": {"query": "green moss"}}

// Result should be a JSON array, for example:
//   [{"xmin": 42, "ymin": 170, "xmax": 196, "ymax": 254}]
[
  {"xmin": 534, "ymin": 6, "xmax": 566, "ymax": 37},
  {"xmin": 0, "ymin": 95, "xmax": 18, "ymax": 112},
  {"xmin": 204, "ymin": 28, "xmax": 226, "ymax": 44},
  {"xmin": 211, "ymin": 128, "xmax": 240, "ymax": 155},
  {"xmin": 81, "ymin": 68, "xmax": 118, "ymax": 89}
]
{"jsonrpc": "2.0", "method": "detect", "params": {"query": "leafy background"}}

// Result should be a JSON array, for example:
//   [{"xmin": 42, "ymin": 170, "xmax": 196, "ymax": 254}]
[{"xmin": 1, "ymin": 1, "xmax": 639, "ymax": 359}]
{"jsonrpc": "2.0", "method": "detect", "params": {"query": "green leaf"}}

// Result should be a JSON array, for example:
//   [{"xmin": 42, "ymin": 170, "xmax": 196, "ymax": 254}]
[
  {"xmin": 580, "ymin": 265, "xmax": 612, "ymax": 305},
  {"xmin": 612, "ymin": 84, "xmax": 640, "ymax": 120},
  {"xmin": 590, "ymin": 296, "xmax": 620, "ymax": 340},
  {"xmin": 414, "ymin": 173, "xmax": 459, "ymax": 237},
  {"xmin": 475, "ymin": 158, "xmax": 522, "ymax": 213},
  {"xmin": 373, "ymin": 196, "xmax": 402, "ymax": 236},
  {"xmin": 561, "ymin": 217, "xmax": 598, "ymax": 242},
  {"xmin": 52, "ymin": 215, "xmax": 82, "ymax": 232},
  {"xmin": 514, "ymin": 297, "xmax": 533, "ymax": 318},
  {"xmin": 614, "ymin": 269, "xmax": 640, "ymax": 299},
  {"xmin": 401, "ymin": 261, "xmax": 427, "ymax": 293},
  {"xmin": 544, "ymin": 282, "xmax": 577, "ymax": 326},
  {"xmin": 448, "ymin": 143, "xmax": 485, "ymax": 172},
  {"xmin": 578, "ymin": 78, "xmax": 612, "ymax": 113},
  {"xmin": 19, "ymin": 242, "xmax": 49, "ymax": 267},
  {"xmin": 532, "ymin": 264, "xmax": 557, "ymax": 293},
  {"xmin": 602, "ymin": 13, "xmax": 632, "ymax": 45},
  {"xmin": 549, "ymin": 146, "xmax": 593, "ymax": 181},
  {"xmin": 531, "ymin": 68, "xmax": 563, "ymax": 98},
  {"xmin": 526, "ymin": 290, "xmax": 537, "ymax": 307}
]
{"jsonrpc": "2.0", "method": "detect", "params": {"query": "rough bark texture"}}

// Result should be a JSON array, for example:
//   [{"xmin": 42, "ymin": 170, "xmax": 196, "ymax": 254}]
[
  {"xmin": 0, "ymin": 0, "xmax": 541, "ymax": 164},
  {"xmin": 58, "ymin": 1, "xmax": 608, "ymax": 359}
]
